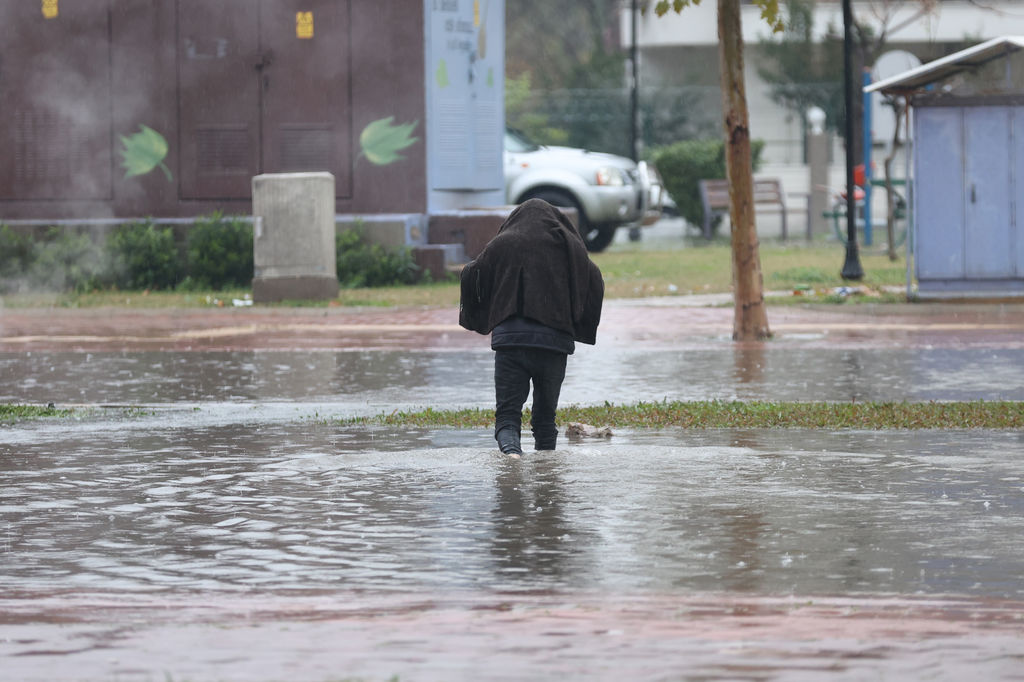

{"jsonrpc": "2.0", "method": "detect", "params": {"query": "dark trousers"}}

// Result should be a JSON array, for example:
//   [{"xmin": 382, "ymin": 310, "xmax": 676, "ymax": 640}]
[{"xmin": 494, "ymin": 348, "xmax": 567, "ymax": 450}]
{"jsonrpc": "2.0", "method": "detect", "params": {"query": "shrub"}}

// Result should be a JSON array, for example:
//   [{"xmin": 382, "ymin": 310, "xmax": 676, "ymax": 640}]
[
  {"xmin": 1, "ymin": 225, "xmax": 110, "ymax": 293},
  {"xmin": 106, "ymin": 220, "xmax": 181, "ymax": 290},
  {"xmin": 336, "ymin": 226, "xmax": 419, "ymax": 288},
  {"xmin": 183, "ymin": 212, "xmax": 253, "ymax": 290},
  {"xmin": 1, "ymin": 214, "xmax": 431, "ymax": 295},
  {"xmin": 26, "ymin": 228, "xmax": 108, "ymax": 293},
  {"xmin": 0, "ymin": 225, "xmax": 34, "ymax": 290},
  {"xmin": 653, "ymin": 138, "xmax": 764, "ymax": 231}
]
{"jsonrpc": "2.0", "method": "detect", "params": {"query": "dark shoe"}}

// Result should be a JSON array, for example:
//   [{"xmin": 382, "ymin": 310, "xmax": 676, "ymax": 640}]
[
  {"xmin": 534, "ymin": 436, "xmax": 557, "ymax": 451},
  {"xmin": 496, "ymin": 427, "xmax": 523, "ymax": 455}
]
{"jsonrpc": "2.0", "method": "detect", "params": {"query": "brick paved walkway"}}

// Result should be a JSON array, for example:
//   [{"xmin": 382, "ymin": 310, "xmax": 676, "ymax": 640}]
[{"xmin": 2, "ymin": 299, "xmax": 1024, "ymax": 351}]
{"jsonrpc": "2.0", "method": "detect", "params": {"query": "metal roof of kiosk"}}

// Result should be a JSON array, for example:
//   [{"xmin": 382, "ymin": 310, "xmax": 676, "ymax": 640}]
[{"xmin": 865, "ymin": 36, "xmax": 1024, "ymax": 95}]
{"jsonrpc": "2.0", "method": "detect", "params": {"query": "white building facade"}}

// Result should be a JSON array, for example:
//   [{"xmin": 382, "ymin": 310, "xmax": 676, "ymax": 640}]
[{"xmin": 624, "ymin": 1, "xmax": 1024, "ymax": 236}]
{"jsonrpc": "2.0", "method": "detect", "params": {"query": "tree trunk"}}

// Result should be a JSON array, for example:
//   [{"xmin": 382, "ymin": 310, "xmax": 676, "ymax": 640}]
[
  {"xmin": 883, "ymin": 97, "xmax": 904, "ymax": 262},
  {"xmin": 717, "ymin": 0, "xmax": 771, "ymax": 341}
]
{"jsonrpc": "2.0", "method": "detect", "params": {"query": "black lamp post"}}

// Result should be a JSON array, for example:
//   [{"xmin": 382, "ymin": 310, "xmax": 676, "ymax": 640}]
[
  {"xmin": 630, "ymin": 0, "xmax": 640, "ymax": 163},
  {"xmin": 841, "ymin": 0, "xmax": 864, "ymax": 280}
]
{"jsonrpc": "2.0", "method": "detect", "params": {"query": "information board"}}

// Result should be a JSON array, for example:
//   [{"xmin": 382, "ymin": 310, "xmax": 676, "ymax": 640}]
[{"xmin": 426, "ymin": 0, "xmax": 504, "ymax": 191}]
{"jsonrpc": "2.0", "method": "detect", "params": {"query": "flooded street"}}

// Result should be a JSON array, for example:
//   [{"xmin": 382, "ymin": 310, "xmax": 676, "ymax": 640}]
[
  {"xmin": 4, "ymin": 422, "xmax": 1024, "ymax": 680},
  {"xmin": 3, "ymin": 300, "xmax": 1024, "ymax": 679}
]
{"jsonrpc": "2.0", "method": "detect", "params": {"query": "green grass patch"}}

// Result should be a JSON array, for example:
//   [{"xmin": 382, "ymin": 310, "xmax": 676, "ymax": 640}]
[
  {"xmin": 0, "ymin": 289, "xmax": 254, "ymax": 309},
  {"xmin": 0, "ymin": 404, "xmax": 161, "ymax": 421},
  {"xmin": 338, "ymin": 400, "xmax": 1024, "ymax": 430},
  {"xmin": 0, "ymin": 404, "xmax": 73, "ymax": 420},
  {"xmin": 8, "ymin": 400, "xmax": 1017, "ymax": 429},
  {"xmin": 0, "ymin": 243, "xmax": 908, "ymax": 308},
  {"xmin": 587, "ymin": 242, "xmax": 906, "ymax": 299},
  {"xmin": 769, "ymin": 266, "xmax": 836, "ymax": 284}
]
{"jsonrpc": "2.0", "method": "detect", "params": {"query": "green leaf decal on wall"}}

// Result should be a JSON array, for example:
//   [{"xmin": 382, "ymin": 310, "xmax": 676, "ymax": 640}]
[
  {"xmin": 120, "ymin": 125, "xmax": 172, "ymax": 182},
  {"xmin": 359, "ymin": 117, "xmax": 419, "ymax": 166}
]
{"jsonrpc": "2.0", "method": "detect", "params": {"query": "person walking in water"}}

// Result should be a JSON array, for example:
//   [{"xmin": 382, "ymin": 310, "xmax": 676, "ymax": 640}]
[{"xmin": 459, "ymin": 198, "xmax": 605, "ymax": 455}]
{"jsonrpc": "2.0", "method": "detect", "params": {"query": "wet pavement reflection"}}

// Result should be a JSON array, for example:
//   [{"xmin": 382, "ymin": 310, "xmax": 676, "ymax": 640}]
[
  {"xmin": 4, "ymin": 345, "xmax": 1024, "ymax": 410},
  {"xmin": 4, "ymin": 424, "xmax": 1024, "ymax": 598},
  {"xmin": 4, "ymin": 418, "xmax": 1024, "ymax": 680}
]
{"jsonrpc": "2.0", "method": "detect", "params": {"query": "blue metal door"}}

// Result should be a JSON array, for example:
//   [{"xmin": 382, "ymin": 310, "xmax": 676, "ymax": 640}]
[
  {"xmin": 1015, "ymin": 109, "xmax": 1024, "ymax": 276},
  {"xmin": 964, "ymin": 107, "xmax": 1014, "ymax": 278},
  {"xmin": 914, "ymin": 107, "xmax": 965, "ymax": 280}
]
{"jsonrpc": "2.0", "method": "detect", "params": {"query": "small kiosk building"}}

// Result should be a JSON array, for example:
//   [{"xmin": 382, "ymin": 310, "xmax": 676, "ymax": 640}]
[{"xmin": 867, "ymin": 37, "xmax": 1024, "ymax": 299}]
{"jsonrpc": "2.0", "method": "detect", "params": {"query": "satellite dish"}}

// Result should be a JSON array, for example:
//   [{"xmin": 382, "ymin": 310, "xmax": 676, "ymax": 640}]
[
  {"xmin": 873, "ymin": 50, "xmax": 922, "ymax": 82},
  {"xmin": 869, "ymin": 50, "xmax": 922, "ymax": 145}
]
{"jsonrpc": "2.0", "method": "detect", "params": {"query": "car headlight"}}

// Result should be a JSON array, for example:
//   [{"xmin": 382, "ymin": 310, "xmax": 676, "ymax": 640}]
[{"xmin": 595, "ymin": 166, "xmax": 625, "ymax": 186}]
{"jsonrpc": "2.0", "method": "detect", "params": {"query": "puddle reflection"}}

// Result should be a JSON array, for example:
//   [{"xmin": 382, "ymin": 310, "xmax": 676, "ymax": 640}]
[
  {"xmin": 4, "ymin": 347, "xmax": 1024, "ymax": 408},
  {"xmin": 3, "ymin": 424, "xmax": 1024, "ymax": 599}
]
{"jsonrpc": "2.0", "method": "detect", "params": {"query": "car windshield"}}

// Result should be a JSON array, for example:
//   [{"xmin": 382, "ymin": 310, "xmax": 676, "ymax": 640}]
[{"xmin": 504, "ymin": 128, "xmax": 540, "ymax": 153}]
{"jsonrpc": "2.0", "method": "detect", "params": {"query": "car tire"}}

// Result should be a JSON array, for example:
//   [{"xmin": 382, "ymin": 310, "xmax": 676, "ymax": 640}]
[
  {"xmin": 522, "ymin": 189, "xmax": 614, "ymax": 253},
  {"xmin": 583, "ymin": 224, "xmax": 618, "ymax": 252}
]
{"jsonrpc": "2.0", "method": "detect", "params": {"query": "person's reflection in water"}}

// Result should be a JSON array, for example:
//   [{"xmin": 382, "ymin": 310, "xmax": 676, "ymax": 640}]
[{"xmin": 489, "ymin": 455, "xmax": 578, "ymax": 586}]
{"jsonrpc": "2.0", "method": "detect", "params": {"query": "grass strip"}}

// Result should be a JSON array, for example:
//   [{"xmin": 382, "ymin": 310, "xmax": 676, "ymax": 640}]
[
  {"xmin": 0, "ymin": 244, "xmax": 908, "ymax": 309},
  {"xmin": 0, "ymin": 404, "xmax": 158, "ymax": 421},
  {"xmin": 339, "ymin": 400, "xmax": 1024, "ymax": 430},
  {"xmin": 0, "ymin": 404, "xmax": 73, "ymax": 420}
]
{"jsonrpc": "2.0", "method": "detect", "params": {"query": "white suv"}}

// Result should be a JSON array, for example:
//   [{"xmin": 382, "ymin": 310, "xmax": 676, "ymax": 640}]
[{"xmin": 504, "ymin": 128, "xmax": 661, "ymax": 252}]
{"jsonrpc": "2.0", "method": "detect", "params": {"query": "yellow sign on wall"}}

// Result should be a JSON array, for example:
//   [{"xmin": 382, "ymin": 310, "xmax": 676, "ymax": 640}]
[
  {"xmin": 42, "ymin": 0, "xmax": 58, "ymax": 19},
  {"xmin": 296, "ymin": 11, "xmax": 313, "ymax": 39}
]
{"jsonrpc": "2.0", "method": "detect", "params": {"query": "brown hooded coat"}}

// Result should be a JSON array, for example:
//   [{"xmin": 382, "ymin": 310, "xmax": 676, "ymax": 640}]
[{"xmin": 459, "ymin": 199, "xmax": 604, "ymax": 345}]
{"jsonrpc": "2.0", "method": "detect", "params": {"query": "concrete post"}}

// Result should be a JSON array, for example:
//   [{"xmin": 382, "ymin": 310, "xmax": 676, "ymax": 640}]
[
  {"xmin": 252, "ymin": 172, "xmax": 338, "ymax": 303},
  {"xmin": 806, "ymin": 108, "xmax": 830, "ymax": 239}
]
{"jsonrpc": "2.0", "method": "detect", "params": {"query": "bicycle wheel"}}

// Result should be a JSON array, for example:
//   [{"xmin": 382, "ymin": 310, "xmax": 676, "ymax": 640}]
[{"xmin": 830, "ymin": 194, "xmax": 907, "ymax": 248}]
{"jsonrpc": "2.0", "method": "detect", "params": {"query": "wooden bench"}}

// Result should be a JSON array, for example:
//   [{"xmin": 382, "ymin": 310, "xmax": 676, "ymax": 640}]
[{"xmin": 698, "ymin": 177, "xmax": 788, "ymax": 240}]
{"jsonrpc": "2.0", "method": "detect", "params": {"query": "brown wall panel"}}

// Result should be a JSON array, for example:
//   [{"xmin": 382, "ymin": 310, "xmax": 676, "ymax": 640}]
[
  {"xmin": 0, "ymin": 0, "xmax": 113, "ymax": 201},
  {"xmin": 176, "ymin": 0, "xmax": 260, "ymax": 199},
  {"xmin": 346, "ymin": 2, "xmax": 426, "ymax": 214},
  {"xmin": 260, "ymin": 0, "xmax": 352, "ymax": 196},
  {"xmin": 0, "ymin": 0, "xmax": 427, "ymax": 220},
  {"xmin": 110, "ymin": 1, "xmax": 179, "ymax": 217}
]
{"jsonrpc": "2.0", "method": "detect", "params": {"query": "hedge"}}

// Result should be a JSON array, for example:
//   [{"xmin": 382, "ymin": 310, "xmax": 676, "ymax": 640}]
[
  {"xmin": 0, "ymin": 214, "xmax": 420, "ymax": 294},
  {"xmin": 653, "ymin": 138, "xmax": 764, "ymax": 232}
]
